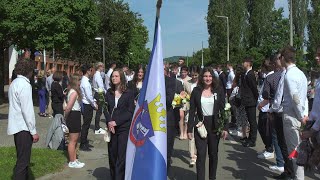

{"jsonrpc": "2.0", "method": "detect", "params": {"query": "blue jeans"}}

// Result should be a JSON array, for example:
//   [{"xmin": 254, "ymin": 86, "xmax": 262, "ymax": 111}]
[{"xmin": 272, "ymin": 128, "xmax": 284, "ymax": 167}]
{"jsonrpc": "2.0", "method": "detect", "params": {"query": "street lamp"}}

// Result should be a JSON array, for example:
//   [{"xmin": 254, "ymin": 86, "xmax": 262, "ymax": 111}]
[
  {"xmin": 215, "ymin": 15, "xmax": 229, "ymax": 62},
  {"xmin": 95, "ymin": 37, "xmax": 105, "ymax": 65}
]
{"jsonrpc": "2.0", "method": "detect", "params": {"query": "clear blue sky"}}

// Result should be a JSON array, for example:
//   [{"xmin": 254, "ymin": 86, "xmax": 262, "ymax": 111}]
[{"xmin": 124, "ymin": 0, "xmax": 288, "ymax": 58}]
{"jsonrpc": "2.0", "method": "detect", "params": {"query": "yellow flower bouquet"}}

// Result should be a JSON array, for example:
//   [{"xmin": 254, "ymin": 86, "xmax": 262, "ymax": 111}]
[{"xmin": 172, "ymin": 91, "xmax": 190, "ymax": 109}]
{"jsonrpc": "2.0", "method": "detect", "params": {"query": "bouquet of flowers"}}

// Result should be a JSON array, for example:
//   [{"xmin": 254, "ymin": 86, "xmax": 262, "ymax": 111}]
[
  {"xmin": 172, "ymin": 91, "xmax": 190, "ymax": 109},
  {"xmin": 216, "ymin": 103, "xmax": 231, "ymax": 133},
  {"xmin": 97, "ymin": 88, "xmax": 106, "ymax": 108}
]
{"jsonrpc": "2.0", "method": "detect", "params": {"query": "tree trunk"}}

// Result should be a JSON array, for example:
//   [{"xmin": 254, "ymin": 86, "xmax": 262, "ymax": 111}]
[{"xmin": 0, "ymin": 46, "xmax": 5, "ymax": 105}]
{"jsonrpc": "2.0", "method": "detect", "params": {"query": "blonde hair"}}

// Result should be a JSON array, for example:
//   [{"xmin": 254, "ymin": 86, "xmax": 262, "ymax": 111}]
[
  {"xmin": 38, "ymin": 70, "xmax": 45, "ymax": 78},
  {"xmin": 68, "ymin": 73, "xmax": 82, "ymax": 100}
]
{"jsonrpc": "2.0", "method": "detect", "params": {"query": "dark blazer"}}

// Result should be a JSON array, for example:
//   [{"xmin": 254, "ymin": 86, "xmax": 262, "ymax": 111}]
[
  {"xmin": 105, "ymin": 89, "xmax": 135, "ymax": 132},
  {"xmin": 51, "ymin": 81, "xmax": 64, "ymax": 103},
  {"xmin": 219, "ymin": 71, "xmax": 227, "ymax": 93},
  {"xmin": 240, "ymin": 70, "xmax": 258, "ymax": 107},
  {"xmin": 165, "ymin": 76, "xmax": 176, "ymax": 127},
  {"xmin": 187, "ymin": 86, "xmax": 227, "ymax": 133},
  {"xmin": 127, "ymin": 80, "xmax": 140, "ymax": 100}
]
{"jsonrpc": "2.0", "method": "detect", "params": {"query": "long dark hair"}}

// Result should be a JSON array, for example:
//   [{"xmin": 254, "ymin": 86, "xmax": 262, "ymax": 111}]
[
  {"xmin": 132, "ymin": 65, "xmax": 145, "ymax": 85},
  {"xmin": 198, "ymin": 67, "xmax": 219, "ymax": 91},
  {"xmin": 109, "ymin": 68, "xmax": 127, "ymax": 94}
]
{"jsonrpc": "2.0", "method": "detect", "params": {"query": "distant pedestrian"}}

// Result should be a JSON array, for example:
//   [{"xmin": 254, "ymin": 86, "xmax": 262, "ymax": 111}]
[
  {"xmin": 37, "ymin": 70, "xmax": 48, "ymax": 117},
  {"xmin": 7, "ymin": 59, "xmax": 39, "ymax": 179},
  {"xmin": 51, "ymin": 71, "xmax": 65, "ymax": 117}
]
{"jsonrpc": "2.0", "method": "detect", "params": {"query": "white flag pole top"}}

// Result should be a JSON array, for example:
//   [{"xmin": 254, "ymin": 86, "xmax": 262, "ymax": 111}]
[{"xmin": 156, "ymin": 0, "xmax": 162, "ymax": 19}]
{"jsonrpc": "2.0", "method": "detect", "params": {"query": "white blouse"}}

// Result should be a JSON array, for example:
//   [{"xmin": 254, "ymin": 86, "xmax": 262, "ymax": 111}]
[
  {"xmin": 115, "ymin": 97, "xmax": 120, "ymax": 107},
  {"xmin": 67, "ymin": 89, "xmax": 81, "ymax": 111},
  {"xmin": 201, "ymin": 95, "xmax": 215, "ymax": 116}
]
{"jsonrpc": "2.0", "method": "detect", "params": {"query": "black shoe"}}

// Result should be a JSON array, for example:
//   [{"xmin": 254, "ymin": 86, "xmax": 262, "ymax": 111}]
[
  {"xmin": 242, "ymin": 141, "xmax": 256, "ymax": 147},
  {"xmin": 79, "ymin": 144, "xmax": 92, "ymax": 151},
  {"xmin": 87, "ymin": 143, "xmax": 94, "ymax": 148},
  {"xmin": 272, "ymin": 172, "xmax": 293, "ymax": 179},
  {"xmin": 239, "ymin": 137, "xmax": 247, "ymax": 143}
]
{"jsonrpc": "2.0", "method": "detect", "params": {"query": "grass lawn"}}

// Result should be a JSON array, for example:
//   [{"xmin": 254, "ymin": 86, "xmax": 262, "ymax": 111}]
[{"xmin": 0, "ymin": 147, "xmax": 66, "ymax": 179}]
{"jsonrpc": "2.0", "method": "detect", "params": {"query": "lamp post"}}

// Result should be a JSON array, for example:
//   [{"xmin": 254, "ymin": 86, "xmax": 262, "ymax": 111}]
[
  {"xmin": 289, "ymin": 0, "xmax": 293, "ymax": 46},
  {"xmin": 215, "ymin": 15, "xmax": 229, "ymax": 62},
  {"xmin": 201, "ymin": 41, "xmax": 204, "ymax": 69},
  {"xmin": 95, "ymin": 37, "xmax": 105, "ymax": 65}
]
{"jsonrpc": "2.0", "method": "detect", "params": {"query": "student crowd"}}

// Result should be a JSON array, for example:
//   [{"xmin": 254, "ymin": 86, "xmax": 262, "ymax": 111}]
[{"xmin": 7, "ymin": 44, "xmax": 320, "ymax": 180}]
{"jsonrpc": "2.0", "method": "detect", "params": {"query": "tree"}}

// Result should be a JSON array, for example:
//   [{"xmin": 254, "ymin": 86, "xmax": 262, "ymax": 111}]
[
  {"xmin": 207, "ymin": 0, "xmax": 248, "ymax": 65},
  {"xmin": 0, "ymin": 0, "xmax": 12, "ymax": 104},
  {"xmin": 288, "ymin": 0, "xmax": 309, "ymax": 59},
  {"xmin": 307, "ymin": 0, "xmax": 320, "ymax": 68},
  {"xmin": 4, "ymin": 0, "xmax": 99, "ymax": 60},
  {"xmin": 126, "ymin": 17, "xmax": 150, "ymax": 68}
]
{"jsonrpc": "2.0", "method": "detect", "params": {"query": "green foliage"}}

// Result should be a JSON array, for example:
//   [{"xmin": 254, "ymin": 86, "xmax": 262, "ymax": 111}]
[
  {"xmin": 3, "ymin": 0, "xmax": 99, "ymax": 54},
  {"xmin": 0, "ymin": 147, "xmax": 65, "ymax": 179},
  {"xmin": 307, "ymin": 0, "xmax": 320, "ymax": 67},
  {"xmin": 207, "ymin": 0, "xmax": 290, "ymax": 69}
]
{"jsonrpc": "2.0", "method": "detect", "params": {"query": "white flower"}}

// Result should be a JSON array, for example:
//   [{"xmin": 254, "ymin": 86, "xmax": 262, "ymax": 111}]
[
  {"xmin": 182, "ymin": 99, "xmax": 187, "ymax": 104},
  {"xmin": 225, "ymin": 103, "xmax": 231, "ymax": 110},
  {"xmin": 98, "ymin": 88, "xmax": 104, "ymax": 93}
]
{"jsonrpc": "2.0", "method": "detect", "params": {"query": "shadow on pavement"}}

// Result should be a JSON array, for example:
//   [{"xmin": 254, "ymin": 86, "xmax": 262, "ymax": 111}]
[
  {"xmin": 223, "ymin": 143, "xmax": 277, "ymax": 180},
  {"xmin": 168, "ymin": 166, "xmax": 196, "ymax": 180},
  {"xmin": 92, "ymin": 167, "xmax": 110, "ymax": 180},
  {"xmin": 172, "ymin": 149, "xmax": 190, "ymax": 165}
]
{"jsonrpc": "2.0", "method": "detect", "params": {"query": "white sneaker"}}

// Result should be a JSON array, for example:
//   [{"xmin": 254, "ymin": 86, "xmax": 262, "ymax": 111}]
[
  {"xmin": 257, "ymin": 149, "xmax": 266, "ymax": 155},
  {"xmin": 76, "ymin": 159, "xmax": 85, "ymax": 167},
  {"xmin": 68, "ymin": 161, "xmax": 84, "ymax": 168},
  {"xmin": 95, "ymin": 128, "xmax": 106, "ymax": 135},
  {"xmin": 257, "ymin": 151, "xmax": 274, "ymax": 159},
  {"xmin": 269, "ymin": 165, "xmax": 284, "ymax": 173},
  {"xmin": 229, "ymin": 129, "xmax": 243, "ymax": 137}
]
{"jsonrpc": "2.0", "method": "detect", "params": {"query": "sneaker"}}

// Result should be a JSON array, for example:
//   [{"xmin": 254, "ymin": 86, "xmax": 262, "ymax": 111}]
[
  {"xmin": 257, "ymin": 151, "xmax": 274, "ymax": 159},
  {"xmin": 257, "ymin": 149, "xmax": 266, "ymax": 155},
  {"xmin": 269, "ymin": 165, "xmax": 284, "ymax": 173},
  {"xmin": 95, "ymin": 128, "xmax": 106, "ymax": 135},
  {"xmin": 68, "ymin": 161, "xmax": 84, "ymax": 168},
  {"xmin": 76, "ymin": 159, "xmax": 85, "ymax": 167}
]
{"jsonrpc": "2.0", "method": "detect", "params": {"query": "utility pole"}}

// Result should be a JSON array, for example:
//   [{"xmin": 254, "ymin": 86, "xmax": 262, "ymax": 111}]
[
  {"xmin": 201, "ymin": 41, "xmax": 204, "ymax": 69},
  {"xmin": 187, "ymin": 52, "xmax": 189, "ymax": 67},
  {"xmin": 43, "ymin": 49, "xmax": 46, "ymax": 71},
  {"xmin": 290, "ymin": 0, "xmax": 293, "ymax": 46}
]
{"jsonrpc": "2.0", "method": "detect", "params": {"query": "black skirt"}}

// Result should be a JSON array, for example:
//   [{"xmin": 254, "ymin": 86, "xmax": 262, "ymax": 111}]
[{"xmin": 66, "ymin": 111, "xmax": 81, "ymax": 133}]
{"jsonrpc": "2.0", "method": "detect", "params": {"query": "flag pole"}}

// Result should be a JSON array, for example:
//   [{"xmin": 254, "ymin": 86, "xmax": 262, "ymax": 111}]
[{"xmin": 156, "ymin": 0, "xmax": 162, "ymax": 19}]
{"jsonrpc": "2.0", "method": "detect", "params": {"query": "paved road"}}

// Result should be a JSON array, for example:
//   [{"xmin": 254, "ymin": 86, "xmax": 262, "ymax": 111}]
[{"xmin": 1, "ymin": 103, "xmax": 319, "ymax": 180}]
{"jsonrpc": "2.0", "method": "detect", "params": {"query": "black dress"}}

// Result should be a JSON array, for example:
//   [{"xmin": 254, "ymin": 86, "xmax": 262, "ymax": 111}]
[{"xmin": 51, "ymin": 81, "xmax": 64, "ymax": 117}]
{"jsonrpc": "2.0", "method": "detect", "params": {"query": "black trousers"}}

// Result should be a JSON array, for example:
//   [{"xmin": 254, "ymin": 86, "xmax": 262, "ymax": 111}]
[
  {"xmin": 273, "ymin": 112, "xmax": 294, "ymax": 176},
  {"xmin": 245, "ymin": 106, "xmax": 257, "ymax": 144},
  {"xmin": 167, "ymin": 125, "xmax": 176, "ymax": 168},
  {"xmin": 258, "ymin": 111, "xmax": 273, "ymax": 152},
  {"xmin": 226, "ymin": 89, "xmax": 236, "ymax": 124},
  {"xmin": 80, "ymin": 104, "xmax": 94, "ymax": 145},
  {"xmin": 94, "ymin": 93, "xmax": 107, "ymax": 130},
  {"xmin": 52, "ymin": 102, "xmax": 63, "ymax": 117},
  {"xmin": 195, "ymin": 116, "xmax": 220, "ymax": 180},
  {"xmin": 14, "ymin": 131, "xmax": 33, "ymax": 180},
  {"xmin": 108, "ymin": 129, "xmax": 129, "ymax": 180}
]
